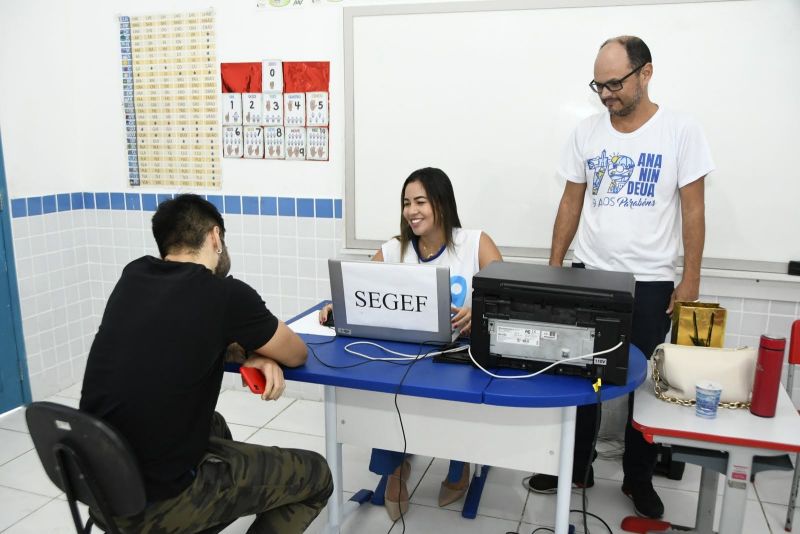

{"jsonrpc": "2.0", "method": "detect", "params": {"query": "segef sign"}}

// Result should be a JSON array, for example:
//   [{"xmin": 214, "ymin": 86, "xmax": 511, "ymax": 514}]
[{"xmin": 341, "ymin": 262, "xmax": 440, "ymax": 332}]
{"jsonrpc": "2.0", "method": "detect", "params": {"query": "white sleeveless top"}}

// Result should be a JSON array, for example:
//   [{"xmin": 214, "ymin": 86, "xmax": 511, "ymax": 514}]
[{"xmin": 380, "ymin": 228, "xmax": 482, "ymax": 309}]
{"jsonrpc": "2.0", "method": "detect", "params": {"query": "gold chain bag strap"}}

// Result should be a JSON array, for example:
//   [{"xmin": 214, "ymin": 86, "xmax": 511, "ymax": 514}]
[{"xmin": 651, "ymin": 343, "xmax": 756, "ymax": 409}]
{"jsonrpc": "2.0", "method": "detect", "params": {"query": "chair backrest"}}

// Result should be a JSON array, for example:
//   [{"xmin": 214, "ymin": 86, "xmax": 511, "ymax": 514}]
[{"xmin": 26, "ymin": 401, "xmax": 147, "ymax": 518}]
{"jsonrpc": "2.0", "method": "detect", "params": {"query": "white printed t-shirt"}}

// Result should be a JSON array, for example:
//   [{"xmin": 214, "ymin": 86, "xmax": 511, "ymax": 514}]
[
  {"xmin": 381, "ymin": 227, "xmax": 481, "ymax": 309},
  {"xmin": 559, "ymin": 107, "xmax": 714, "ymax": 282}
]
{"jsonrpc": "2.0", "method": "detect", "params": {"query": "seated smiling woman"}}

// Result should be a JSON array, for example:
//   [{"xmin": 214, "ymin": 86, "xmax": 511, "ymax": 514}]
[{"xmin": 320, "ymin": 167, "xmax": 502, "ymax": 520}]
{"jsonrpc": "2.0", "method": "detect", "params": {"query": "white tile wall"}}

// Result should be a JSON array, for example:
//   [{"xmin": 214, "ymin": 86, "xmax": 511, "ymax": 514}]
[
  {"xmin": 12, "ymin": 210, "xmax": 93, "ymax": 399},
  {"xmin": 10, "ymin": 202, "xmax": 343, "ymax": 401},
  {"xmin": 699, "ymin": 295, "xmax": 800, "ymax": 404}
]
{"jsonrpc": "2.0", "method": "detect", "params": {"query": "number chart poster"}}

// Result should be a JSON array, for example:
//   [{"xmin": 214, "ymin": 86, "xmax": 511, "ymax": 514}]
[
  {"xmin": 220, "ymin": 61, "xmax": 330, "ymax": 161},
  {"xmin": 120, "ymin": 11, "xmax": 221, "ymax": 188}
]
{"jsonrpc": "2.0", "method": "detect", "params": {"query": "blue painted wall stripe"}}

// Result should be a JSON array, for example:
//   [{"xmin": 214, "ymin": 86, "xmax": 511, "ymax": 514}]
[
  {"xmin": 315, "ymin": 198, "xmax": 333, "ymax": 218},
  {"xmin": 9, "ymin": 193, "xmax": 343, "ymax": 220},
  {"xmin": 141, "ymin": 193, "xmax": 157, "ymax": 212},
  {"xmin": 42, "ymin": 195, "xmax": 56, "ymax": 214},
  {"xmin": 71, "ymin": 192, "xmax": 84, "ymax": 210},
  {"xmin": 56, "ymin": 193, "xmax": 70, "ymax": 212},
  {"xmin": 278, "ymin": 197, "xmax": 295, "ymax": 216},
  {"xmin": 11, "ymin": 198, "xmax": 26, "ymax": 218},
  {"xmin": 27, "ymin": 197, "xmax": 42, "ymax": 216},
  {"xmin": 224, "ymin": 195, "xmax": 242, "ymax": 214},
  {"xmin": 207, "ymin": 195, "xmax": 223, "ymax": 213},
  {"xmin": 95, "ymin": 193, "xmax": 111, "ymax": 210},
  {"xmin": 297, "ymin": 198, "xmax": 314, "ymax": 217},
  {"xmin": 125, "ymin": 193, "xmax": 141, "ymax": 210},
  {"xmin": 260, "ymin": 196, "xmax": 277, "ymax": 216},
  {"xmin": 242, "ymin": 196, "xmax": 258, "ymax": 215},
  {"xmin": 110, "ymin": 192, "xmax": 125, "ymax": 210}
]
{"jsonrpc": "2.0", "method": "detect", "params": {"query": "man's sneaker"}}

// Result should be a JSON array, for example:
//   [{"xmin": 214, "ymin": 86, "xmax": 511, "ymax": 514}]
[
  {"xmin": 621, "ymin": 480, "xmax": 665, "ymax": 519},
  {"xmin": 527, "ymin": 472, "xmax": 594, "ymax": 494}
]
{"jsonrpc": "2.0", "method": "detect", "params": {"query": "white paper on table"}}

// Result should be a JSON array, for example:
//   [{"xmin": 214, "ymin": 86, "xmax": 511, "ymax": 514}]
[{"xmin": 289, "ymin": 310, "xmax": 335, "ymax": 337}]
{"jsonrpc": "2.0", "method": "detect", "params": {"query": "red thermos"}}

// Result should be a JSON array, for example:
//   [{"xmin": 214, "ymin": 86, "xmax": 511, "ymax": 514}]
[{"xmin": 750, "ymin": 335, "xmax": 787, "ymax": 417}]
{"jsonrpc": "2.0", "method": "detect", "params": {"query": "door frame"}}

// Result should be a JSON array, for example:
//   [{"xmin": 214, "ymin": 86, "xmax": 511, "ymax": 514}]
[{"xmin": 0, "ymin": 131, "xmax": 32, "ymax": 407}]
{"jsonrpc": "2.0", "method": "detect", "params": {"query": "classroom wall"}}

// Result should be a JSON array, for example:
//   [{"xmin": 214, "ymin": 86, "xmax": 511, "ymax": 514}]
[
  {"xmin": 0, "ymin": 0, "xmax": 347, "ymax": 198},
  {"xmin": 0, "ymin": 0, "xmax": 350, "ymax": 398},
  {"xmin": 1, "ymin": 0, "xmax": 799, "ymax": 425},
  {"xmin": 0, "ymin": 0, "xmax": 82, "ymax": 195},
  {"xmin": 344, "ymin": 0, "xmax": 800, "ymax": 270},
  {"xmin": 8, "ymin": 196, "xmax": 342, "ymax": 399}
]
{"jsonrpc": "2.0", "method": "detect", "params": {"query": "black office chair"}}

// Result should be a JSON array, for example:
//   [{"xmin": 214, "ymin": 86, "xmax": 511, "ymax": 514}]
[{"xmin": 25, "ymin": 402, "xmax": 146, "ymax": 534}]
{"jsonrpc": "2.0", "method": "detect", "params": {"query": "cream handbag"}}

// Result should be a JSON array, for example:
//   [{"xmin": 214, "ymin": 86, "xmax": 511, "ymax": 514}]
[{"xmin": 651, "ymin": 343, "xmax": 757, "ymax": 408}]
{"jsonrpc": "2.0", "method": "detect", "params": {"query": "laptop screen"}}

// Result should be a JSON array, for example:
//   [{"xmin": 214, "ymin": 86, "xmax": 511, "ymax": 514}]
[{"xmin": 328, "ymin": 259, "xmax": 455, "ymax": 344}]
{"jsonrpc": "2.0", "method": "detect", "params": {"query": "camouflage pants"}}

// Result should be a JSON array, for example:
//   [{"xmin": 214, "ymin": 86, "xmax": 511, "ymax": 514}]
[{"xmin": 116, "ymin": 412, "xmax": 333, "ymax": 534}]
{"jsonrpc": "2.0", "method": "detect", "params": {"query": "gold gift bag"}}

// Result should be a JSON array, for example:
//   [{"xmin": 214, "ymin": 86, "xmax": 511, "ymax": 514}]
[{"xmin": 670, "ymin": 302, "xmax": 727, "ymax": 348}]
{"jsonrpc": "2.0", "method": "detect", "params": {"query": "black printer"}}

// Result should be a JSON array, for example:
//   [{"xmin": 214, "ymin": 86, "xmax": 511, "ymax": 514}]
[{"xmin": 471, "ymin": 262, "xmax": 634, "ymax": 385}]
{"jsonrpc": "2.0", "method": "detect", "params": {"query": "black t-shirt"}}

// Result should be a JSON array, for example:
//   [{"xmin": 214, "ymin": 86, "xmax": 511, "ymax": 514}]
[{"xmin": 80, "ymin": 256, "xmax": 278, "ymax": 502}]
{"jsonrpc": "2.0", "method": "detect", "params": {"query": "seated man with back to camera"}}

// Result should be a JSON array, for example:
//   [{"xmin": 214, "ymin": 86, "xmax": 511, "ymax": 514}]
[{"xmin": 80, "ymin": 193, "xmax": 332, "ymax": 533}]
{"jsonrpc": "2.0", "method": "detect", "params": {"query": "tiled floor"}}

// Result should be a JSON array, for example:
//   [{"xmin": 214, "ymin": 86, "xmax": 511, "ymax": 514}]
[{"xmin": 0, "ymin": 382, "xmax": 795, "ymax": 533}]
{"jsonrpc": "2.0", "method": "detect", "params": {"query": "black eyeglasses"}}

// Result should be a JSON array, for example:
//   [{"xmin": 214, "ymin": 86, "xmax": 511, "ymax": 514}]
[{"xmin": 589, "ymin": 64, "xmax": 645, "ymax": 94}]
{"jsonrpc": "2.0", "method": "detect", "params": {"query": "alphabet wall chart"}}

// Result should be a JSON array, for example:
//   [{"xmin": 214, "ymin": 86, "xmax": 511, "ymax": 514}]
[
  {"xmin": 220, "ymin": 61, "xmax": 330, "ymax": 161},
  {"xmin": 119, "ymin": 10, "xmax": 220, "ymax": 188}
]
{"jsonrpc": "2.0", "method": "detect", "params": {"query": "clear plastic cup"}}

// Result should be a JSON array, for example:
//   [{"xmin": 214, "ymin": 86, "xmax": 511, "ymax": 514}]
[{"xmin": 695, "ymin": 380, "xmax": 723, "ymax": 419}]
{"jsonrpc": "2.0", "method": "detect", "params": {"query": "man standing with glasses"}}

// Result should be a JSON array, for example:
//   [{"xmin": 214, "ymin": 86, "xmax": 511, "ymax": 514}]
[{"xmin": 529, "ymin": 36, "xmax": 714, "ymax": 519}]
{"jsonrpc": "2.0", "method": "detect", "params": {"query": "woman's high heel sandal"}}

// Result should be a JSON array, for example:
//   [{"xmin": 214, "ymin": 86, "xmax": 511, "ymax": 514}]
[
  {"xmin": 384, "ymin": 461, "xmax": 411, "ymax": 521},
  {"xmin": 438, "ymin": 463, "xmax": 471, "ymax": 507}
]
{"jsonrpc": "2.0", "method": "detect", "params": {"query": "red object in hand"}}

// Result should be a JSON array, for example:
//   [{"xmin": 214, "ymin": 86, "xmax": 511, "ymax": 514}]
[
  {"xmin": 750, "ymin": 335, "xmax": 786, "ymax": 418},
  {"xmin": 240, "ymin": 367, "xmax": 266, "ymax": 395},
  {"xmin": 788, "ymin": 320, "xmax": 800, "ymax": 365}
]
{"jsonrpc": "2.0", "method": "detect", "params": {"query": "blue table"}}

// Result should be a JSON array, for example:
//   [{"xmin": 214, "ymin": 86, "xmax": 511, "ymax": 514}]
[{"xmin": 261, "ymin": 303, "xmax": 645, "ymax": 533}]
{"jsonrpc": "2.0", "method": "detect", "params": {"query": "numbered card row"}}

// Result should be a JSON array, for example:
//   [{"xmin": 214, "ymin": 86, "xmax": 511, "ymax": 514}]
[
  {"xmin": 222, "ymin": 126, "xmax": 328, "ymax": 161},
  {"xmin": 221, "ymin": 92, "xmax": 328, "ymax": 127}
]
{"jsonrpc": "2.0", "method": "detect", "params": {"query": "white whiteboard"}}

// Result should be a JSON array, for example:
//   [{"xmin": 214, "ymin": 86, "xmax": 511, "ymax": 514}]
[{"xmin": 344, "ymin": 0, "xmax": 800, "ymax": 272}]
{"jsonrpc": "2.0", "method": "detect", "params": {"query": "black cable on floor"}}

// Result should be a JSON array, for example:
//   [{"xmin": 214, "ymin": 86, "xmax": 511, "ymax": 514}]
[
  {"xmin": 309, "ymin": 331, "xmax": 615, "ymax": 534},
  {"xmin": 570, "ymin": 509, "xmax": 613, "ymax": 534},
  {"xmin": 507, "ymin": 508, "xmax": 613, "ymax": 534},
  {"xmin": 516, "ymin": 385, "xmax": 611, "ymax": 534},
  {"xmin": 581, "ymin": 385, "xmax": 603, "ymax": 534},
  {"xmin": 392, "ymin": 340, "xmax": 449, "ymax": 534},
  {"xmin": 309, "ymin": 332, "xmax": 449, "ymax": 534}
]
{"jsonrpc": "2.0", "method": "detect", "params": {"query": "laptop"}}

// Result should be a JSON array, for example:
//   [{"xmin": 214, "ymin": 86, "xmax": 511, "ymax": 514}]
[{"xmin": 328, "ymin": 259, "xmax": 458, "ymax": 344}]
